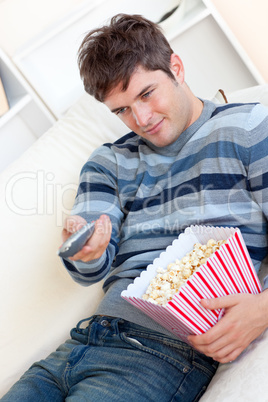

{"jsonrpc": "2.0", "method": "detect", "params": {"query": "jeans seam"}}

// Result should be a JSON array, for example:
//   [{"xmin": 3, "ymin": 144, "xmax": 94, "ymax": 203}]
[
  {"xmin": 63, "ymin": 347, "xmax": 90, "ymax": 391},
  {"xmin": 31, "ymin": 361, "xmax": 68, "ymax": 398},
  {"xmin": 170, "ymin": 368, "xmax": 193, "ymax": 402},
  {"xmin": 192, "ymin": 385, "xmax": 208, "ymax": 402},
  {"xmin": 192, "ymin": 359, "xmax": 219, "ymax": 378}
]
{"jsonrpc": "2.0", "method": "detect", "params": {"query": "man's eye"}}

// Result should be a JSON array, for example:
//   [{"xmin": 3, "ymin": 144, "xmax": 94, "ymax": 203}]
[
  {"xmin": 116, "ymin": 107, "xmax": 127, "ymax": 115},
  {"xmin": 142, "ymin": 90, "xmax": 153, "ymax": 99}
]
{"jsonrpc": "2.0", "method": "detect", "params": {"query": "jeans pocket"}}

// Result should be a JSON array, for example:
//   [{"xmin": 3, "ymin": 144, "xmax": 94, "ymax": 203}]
[
  {"xmin": 120, "ymin": 331, "xmax": 192, "ymax": 374},
  {"xmin": 193, "ymin": 350, "xmax": 219, "ymax": 378},
  {"xmin": 124, "ymin": 336, "xmax": 144, "ymax": 346}
]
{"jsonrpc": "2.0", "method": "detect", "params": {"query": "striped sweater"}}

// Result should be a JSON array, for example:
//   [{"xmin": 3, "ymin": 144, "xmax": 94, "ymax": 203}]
[{"xmin": 63, "ymin": 99, "xmax": 268, "ymax": 337}]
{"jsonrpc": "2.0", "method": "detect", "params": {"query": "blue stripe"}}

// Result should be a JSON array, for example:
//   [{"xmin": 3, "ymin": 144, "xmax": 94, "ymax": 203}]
[
  {"xmin": 123, "ymin": 173, "xmax": 248, "ymax": 213},
  {"xmin": 104, "ymin": 131, "xmax": 137, "ymax": 149},
  {"xmin": 211, "ymin": 102, "xmax": 258, "ymax": 118},
  {"xmin": 249, "ymin": 137, "xmax": 268, "ymax": 163},
  {"xmin": 63, "ymin": 251, "xmax": 110, "ymax": 279},
  {"xmin": 114, "ymin": 243, "xmax": 176, "ymax": 267},
  {"xmin": 250, "ymin": 172, "xmax": 268, "ymax": 192},
  {"xmin": 103, "ymin": 266, "xmax": 146, "ymax": 289},
  {"xmin": 81, "ymin": 161, "xmax": 117, "ymax": 179},
  {"xmin": 78, "ymin": 182, "xmax": 117, "ymax": 197}
]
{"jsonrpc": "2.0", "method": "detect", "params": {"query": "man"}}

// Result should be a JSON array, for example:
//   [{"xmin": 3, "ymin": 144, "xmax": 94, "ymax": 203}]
[{"xmin": 2, "ymin": 13, "xmax": 268, "ymax": 401}]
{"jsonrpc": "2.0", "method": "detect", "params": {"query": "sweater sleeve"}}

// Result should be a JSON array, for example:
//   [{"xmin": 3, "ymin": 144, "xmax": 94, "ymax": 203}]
[
  {"xmin": 247, "ymin": 105, "xmax": 268, "ymax": 290},
  {"xmin": 242, "ymin": 103, "xmax": 268, "ymax": 270},
  {"xmin": 62, "ymin": 144, "xmax": 124, "ymax": 286},
  {"xmin": 247, "ymin": 104, "xmax": 268, "ymax": 219}
]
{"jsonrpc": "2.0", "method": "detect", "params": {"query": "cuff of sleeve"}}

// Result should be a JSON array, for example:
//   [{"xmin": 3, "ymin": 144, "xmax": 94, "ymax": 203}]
[{"xmin": 64, "ymin": 251, "xmax": 106, "ymax": 273}]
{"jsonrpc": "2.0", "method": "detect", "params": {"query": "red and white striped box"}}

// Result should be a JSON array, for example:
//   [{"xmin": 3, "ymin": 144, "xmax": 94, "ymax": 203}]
[{"xmin": 121, "ymin": 226, "xmax": 262, "ymax": 343}]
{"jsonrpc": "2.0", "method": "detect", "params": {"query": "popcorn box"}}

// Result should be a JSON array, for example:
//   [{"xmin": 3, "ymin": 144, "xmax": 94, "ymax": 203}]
[{"xmin": 121, "ymin": 226, "xmax": 262, "ymax": 343}]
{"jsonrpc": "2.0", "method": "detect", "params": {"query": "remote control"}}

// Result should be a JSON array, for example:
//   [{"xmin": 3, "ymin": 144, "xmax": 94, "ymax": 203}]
[{"xmin": 57, "ymin": 221, "xmax": 95, "ymax": 258}]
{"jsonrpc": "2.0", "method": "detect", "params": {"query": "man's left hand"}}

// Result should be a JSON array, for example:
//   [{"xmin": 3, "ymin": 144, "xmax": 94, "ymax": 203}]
[{"xmin": 188, "ymin": 292, "xmax": 268, "ymax": 363}]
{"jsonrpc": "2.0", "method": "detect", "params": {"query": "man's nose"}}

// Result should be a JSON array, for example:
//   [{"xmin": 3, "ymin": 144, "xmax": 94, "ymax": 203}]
[{"xmin": 132, "ymin": 104, "xmax": 152, "ymax": 127}]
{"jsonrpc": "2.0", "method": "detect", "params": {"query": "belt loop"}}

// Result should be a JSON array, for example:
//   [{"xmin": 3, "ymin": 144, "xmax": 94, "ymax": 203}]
[{"xmin": 76, "ymin": 315, "xmax": 96, "ymax": 331}]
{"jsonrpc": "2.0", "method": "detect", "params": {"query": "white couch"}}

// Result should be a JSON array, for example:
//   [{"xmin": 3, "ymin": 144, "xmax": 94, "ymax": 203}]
[{"xmin": 1, "ymin": 85, "xmax": 268, "ymax": 400}]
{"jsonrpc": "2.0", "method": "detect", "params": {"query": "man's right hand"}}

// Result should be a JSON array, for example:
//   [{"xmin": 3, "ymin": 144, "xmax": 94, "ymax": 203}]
[{"xmin": 61, "ymin": 214, "xmax": 112, "ymax": 262}]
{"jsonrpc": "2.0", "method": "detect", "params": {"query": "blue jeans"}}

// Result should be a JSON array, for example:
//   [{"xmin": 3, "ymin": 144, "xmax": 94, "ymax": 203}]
[{"xmin": 1, "ymin": 316, "xmax": 218, "ymax": 401}]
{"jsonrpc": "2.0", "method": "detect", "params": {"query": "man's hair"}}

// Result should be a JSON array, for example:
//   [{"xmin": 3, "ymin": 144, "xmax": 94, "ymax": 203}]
[{"xmin": 78, "ymin": 13, "xmax": 174, "ymax": 102}]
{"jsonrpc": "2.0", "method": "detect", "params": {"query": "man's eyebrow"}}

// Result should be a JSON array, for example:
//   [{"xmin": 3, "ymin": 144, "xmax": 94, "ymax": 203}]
[
  {"xmin": 111, "ymin": 106, "xmax": 125, "ymax": 114},
  {"xmin": 136, "ymin": 84, "xmax": 153, "ymax": 99},
  {"xmin": 111, "ymin": 84, "xmax": 154, "ymax": 114}
]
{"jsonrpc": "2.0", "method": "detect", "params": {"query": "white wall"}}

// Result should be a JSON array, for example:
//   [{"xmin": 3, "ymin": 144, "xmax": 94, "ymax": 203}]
[
  {"xmin": 0, "ymin": 0, "xmax": 86, "ymax": 56},
  {"xmin": 0, "ymin": 0, "xmax": 178, "ymax": 57},
  {"xmin": 211, "ymin": 0, "xmax": 268, "ymax": 82},
  {"xmin": 1, "ymin": 0, "xmax": 268, "ymax": 85}
]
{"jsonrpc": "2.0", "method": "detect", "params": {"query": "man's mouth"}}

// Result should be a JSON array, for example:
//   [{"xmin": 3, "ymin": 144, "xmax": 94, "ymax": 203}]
[{"xmin": 145, "ymin": 119, "xmax": 164, "ymax": 135}]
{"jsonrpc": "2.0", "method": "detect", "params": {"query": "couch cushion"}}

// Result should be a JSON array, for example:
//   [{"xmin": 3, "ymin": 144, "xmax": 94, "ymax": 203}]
[{"xmin": 0, "ymin": 93, "xmax": 128, "ymax": 396}]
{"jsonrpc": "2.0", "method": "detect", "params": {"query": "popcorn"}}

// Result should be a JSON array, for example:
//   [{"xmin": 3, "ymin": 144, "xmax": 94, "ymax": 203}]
[{"xmin": 142, "ymin": 239, "xmax": 226, "ymax": 306}]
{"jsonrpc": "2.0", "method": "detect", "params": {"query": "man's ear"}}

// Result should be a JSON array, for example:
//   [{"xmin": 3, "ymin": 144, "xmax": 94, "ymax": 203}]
[{"xmin": 170, "ymin": 53, "xmax": 185, "ymax": 84}]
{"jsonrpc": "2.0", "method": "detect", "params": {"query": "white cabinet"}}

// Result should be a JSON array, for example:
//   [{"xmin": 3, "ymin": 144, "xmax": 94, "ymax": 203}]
[
  {"xmin": 161, "ymin": 0, "xmax": 265, "ymax": 99},
  {"xmin": 0, "ymin": 48, "xmax": 55, "ymax": 171},
  {"xmin": 12, "ymin": 0, "xmax": 265, "ymax": 121}
]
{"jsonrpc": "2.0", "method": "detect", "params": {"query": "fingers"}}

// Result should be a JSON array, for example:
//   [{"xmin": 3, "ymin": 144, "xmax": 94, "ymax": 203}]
[
  {"xmin": 65, "ymin": 215, "xmax": 88, "ymax": 233},
  {"xmin": 189, "ymin": 335, "xmax": 244, "ymax": 363},
  {"xmin": 188, "ymin": 293, "xmax": 265, "ymax": 363},
  {"xmin": 69, "ymin": 215, "xmax": 112, "ymax": 262},
  {"xmin": 61, "ymin": 215, "xmax": 87, "ymax": 243},
  {"xmin": 188, "ymin": 295, "xmax": 239, "ymax": 362},
  {"xmin": 188, "ymin": 326, "xmax": 231, "ymax": 362},
  {"xmin": 189, "ymin": 328, "xmax": 244, "ymax": 363},
  {"xmin": 200, "ymin": 294, "xmax": 239, "ymax": 311}
]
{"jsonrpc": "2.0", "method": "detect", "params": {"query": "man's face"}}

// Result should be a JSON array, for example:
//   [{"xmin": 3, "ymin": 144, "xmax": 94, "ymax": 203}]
[{"xmin": 104, "ymin": 60, "xmax": 199, "ymax": 148}]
